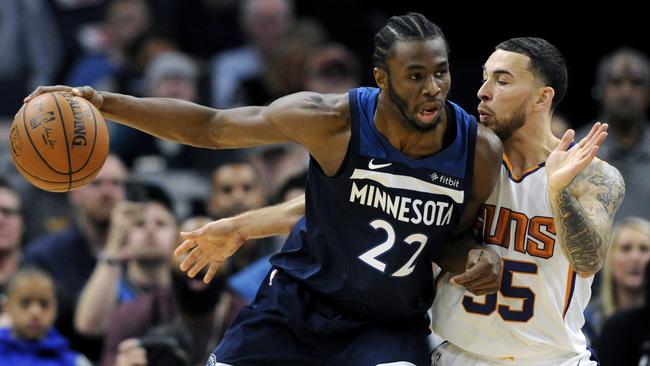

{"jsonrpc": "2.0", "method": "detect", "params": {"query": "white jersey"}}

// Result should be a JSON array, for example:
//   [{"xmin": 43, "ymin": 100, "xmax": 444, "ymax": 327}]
[{"xmin": 432, "ymin": 157, "xmax": 593, "ymax": 363}]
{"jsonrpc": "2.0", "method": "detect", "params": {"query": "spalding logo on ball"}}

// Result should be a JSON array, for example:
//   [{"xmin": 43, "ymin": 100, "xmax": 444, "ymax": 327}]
[{"xmin": 9, "ymin": 92, "xmax": 109, "ymax": 192}]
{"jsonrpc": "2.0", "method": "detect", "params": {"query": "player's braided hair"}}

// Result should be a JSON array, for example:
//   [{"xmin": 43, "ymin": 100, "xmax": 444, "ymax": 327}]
[{"xmin": 373, "ymin": 12, "xmax": 448, "ymax": 71}]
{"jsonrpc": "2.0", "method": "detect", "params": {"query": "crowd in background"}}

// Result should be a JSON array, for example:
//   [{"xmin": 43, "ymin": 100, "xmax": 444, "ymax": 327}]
[{"xmin": 0, "ymin": 1, "xmax": 649, "ymax": 365}]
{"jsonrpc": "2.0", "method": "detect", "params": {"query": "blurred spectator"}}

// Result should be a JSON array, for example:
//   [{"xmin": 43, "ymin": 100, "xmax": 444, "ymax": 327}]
[
  {"xmin": 207, "ymin": 158, "xmax": 271, "ymax": 272},
  {"xmin": 101, "ymin": 216, "xmax": 243, "ymax": 366},
  {"xmin": 0, "ymin": 0, "xmax": 64, "ymax": 116},
  {"xmin": 19, "ymin": 183, "xmax": 73, "ymax": 243},
  {"xmin": 597, "ymin": 261, "xmax": 650, "ymax": 366},
  {"xmin": 46, "ymin": 0, "xmax": 108, "ymax": 66},
  {"xmin": 147, "ymin": 0, "xmax": 243, "ymax": 59},
  {"xmin": 584, "ymin": 217, "xmax": 650, "ymax": 343},
  {"xmin": 304, "ymin": 43, "xmax": 361, "ymax": 94},
  {"xmin": 577, "ymin": 47, "xmax": 650, "ymax": 220},
  {"xmin": 66, "ymin": 0, "xmax": 151, "ymax": 92},
  {"xmin": 550, "ymin": 112, "xmax": 570, "ymax": 139},
  {"xmin": 74, "ymin": 183, "xmax": 177, "ymax": 337},
  {"xmin": 210, "ymin": 0, "xmax": 294, "ymax": 108},
  {"xmin": 0, "ymin": 267, "xmax": 91, "ymax": 365},
  {"xmin": 115, "ymin": 29, "xmax": 178, "ymax": 97},
  {"xmin": 234, "ymin": 18, "xmax": 327, "ymax": 106},
  {"xmin": 207, "ymin": 159, "xmax": 267, "ymax": 220},
  {"xmin": 0, "ymin": 178, "xmax": 23, "ymax": 326},
  {"xmin": 22, "ymin": 155, "xmax": 128, "ymax": 361}
]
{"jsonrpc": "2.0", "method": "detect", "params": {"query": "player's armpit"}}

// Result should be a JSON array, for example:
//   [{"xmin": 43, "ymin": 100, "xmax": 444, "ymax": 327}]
[{"xmin": 552, "ymin": 160, "xmax": 625, "ymax": 277}]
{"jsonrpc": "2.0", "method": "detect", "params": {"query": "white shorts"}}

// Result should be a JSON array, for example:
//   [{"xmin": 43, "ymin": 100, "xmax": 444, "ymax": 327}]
[{"xmin": 431, "ymin": 341, "xmax": 598, "ymax": 366}]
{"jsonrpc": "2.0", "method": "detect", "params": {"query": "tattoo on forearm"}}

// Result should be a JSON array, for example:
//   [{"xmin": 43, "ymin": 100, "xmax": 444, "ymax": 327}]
[
  {"xmin": 556, "ymin": 189, "xmax": 602, "ymax": 272},
  {"xmin": 554, "ymin": 163, "xmax": 625, "ymax": 274}
]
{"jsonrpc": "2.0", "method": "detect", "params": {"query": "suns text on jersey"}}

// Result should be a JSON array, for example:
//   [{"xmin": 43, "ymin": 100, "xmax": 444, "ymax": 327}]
[{"xmin": 477, "ymin": 204, "xmax": 556, "ymax": 259}]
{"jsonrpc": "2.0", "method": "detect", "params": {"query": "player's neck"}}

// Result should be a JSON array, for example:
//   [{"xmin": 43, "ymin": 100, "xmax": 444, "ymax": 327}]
[
  {"xmin": 503, "ymin": 115, "xmax": 557, "ymax": 172},
  {"xmin": 375, "ymin": 94, "xmax": 448, "ymax": 159}
]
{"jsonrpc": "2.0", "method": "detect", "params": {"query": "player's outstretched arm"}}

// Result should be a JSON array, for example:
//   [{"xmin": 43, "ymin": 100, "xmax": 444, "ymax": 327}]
[
  {"xmin": 174, "ymin": 195, "xmax": 306, "ymax": 283},
  {"xmin": 24, "ymin": 87, "xmax": 349, "ymax": 170},
  {"xmin": 547, "ymin": 123, "xmax": 625, "ymax": 277}
]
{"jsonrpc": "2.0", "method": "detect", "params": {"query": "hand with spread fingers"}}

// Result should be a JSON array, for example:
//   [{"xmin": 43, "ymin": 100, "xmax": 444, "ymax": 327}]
[
  {"xmin": 546, "ymin": 122, "xmax": 608, "ymax": 193},
  {"xmin": 450, "ymin": 247, "xmax": 501, "ymax": 296},
  {"xmin": 174, "ymin": 218, "xmax": 246, "ymax": 284}
]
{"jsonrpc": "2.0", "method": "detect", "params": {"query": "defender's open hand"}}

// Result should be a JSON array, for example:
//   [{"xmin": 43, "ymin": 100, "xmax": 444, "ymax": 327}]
[{"xmin": 174, "ymin": 218, "xmax": 246, "ymax": 283}]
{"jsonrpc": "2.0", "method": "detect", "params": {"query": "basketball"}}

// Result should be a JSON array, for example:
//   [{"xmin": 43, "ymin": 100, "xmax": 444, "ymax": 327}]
[{"xmin": 9, "ymin": 92, "xmax": 109, "ymax": 192}]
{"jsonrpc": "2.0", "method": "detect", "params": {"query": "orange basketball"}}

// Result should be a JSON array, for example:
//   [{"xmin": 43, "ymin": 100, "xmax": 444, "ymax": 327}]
[{"xmin": 9, "ymin": 92, "xmax": 109, "ymax": 192}]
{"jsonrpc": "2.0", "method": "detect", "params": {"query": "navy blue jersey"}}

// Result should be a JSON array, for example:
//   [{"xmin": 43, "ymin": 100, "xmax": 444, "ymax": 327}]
[{"xmin": 271, "ymin": 87, "xmax": 477, "ymax": 320}]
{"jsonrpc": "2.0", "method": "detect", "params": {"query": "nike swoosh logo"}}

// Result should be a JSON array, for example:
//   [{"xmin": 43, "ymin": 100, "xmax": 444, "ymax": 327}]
[{"xmin": 368, "ymin": 159, "xmax": 392, "ymax": 170}]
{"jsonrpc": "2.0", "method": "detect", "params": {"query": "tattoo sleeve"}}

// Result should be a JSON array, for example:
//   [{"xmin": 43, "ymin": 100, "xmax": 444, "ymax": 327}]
[
  {"xmin": 555, "ymin": 189, "xmax": 603, "ymax": 273},
  {"xmin": 551, "ymin": 162, "xmax": 625, "ymax": 275}
]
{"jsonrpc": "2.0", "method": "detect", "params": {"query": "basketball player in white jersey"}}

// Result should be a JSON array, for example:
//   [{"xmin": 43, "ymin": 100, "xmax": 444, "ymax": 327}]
[
  {"xmin": 430, "ymin": 37, "xmax": 625, "ymax": 365},
  {"xmin": 174, "ymin": 37, "xmax": 624, "ymax": 365}
]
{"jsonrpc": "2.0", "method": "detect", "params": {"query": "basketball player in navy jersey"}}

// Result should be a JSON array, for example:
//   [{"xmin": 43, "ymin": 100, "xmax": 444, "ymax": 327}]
[{"xmin": 26, "ymin": 13, "xmax": 502, "ymax": 365}]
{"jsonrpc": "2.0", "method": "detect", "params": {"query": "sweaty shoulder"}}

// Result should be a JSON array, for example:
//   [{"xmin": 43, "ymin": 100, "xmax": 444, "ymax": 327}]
[{"xmin": 473, "ymin": 125, "xmax": 503, "ymax": 200}]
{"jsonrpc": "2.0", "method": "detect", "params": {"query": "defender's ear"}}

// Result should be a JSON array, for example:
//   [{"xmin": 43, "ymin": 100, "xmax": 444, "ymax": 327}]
[{"xmin": 534, "ymin": 86, "xmax": 555, "ymax": 112}]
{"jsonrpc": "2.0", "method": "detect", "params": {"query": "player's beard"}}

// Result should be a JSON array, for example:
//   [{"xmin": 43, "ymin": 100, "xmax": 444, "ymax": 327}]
[
  {"xmin": 387, "ymin": 80, "xmax": 441, "ymax": 133},
  {"xmin": 493, "ymin": 102, "xmax": 527, "ymax": 140}
]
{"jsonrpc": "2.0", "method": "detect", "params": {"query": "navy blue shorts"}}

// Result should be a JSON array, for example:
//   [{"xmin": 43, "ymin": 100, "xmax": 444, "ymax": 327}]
[{"xmin": 208, "ymin": 269, "xmax": 431, "ymax": 366}]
